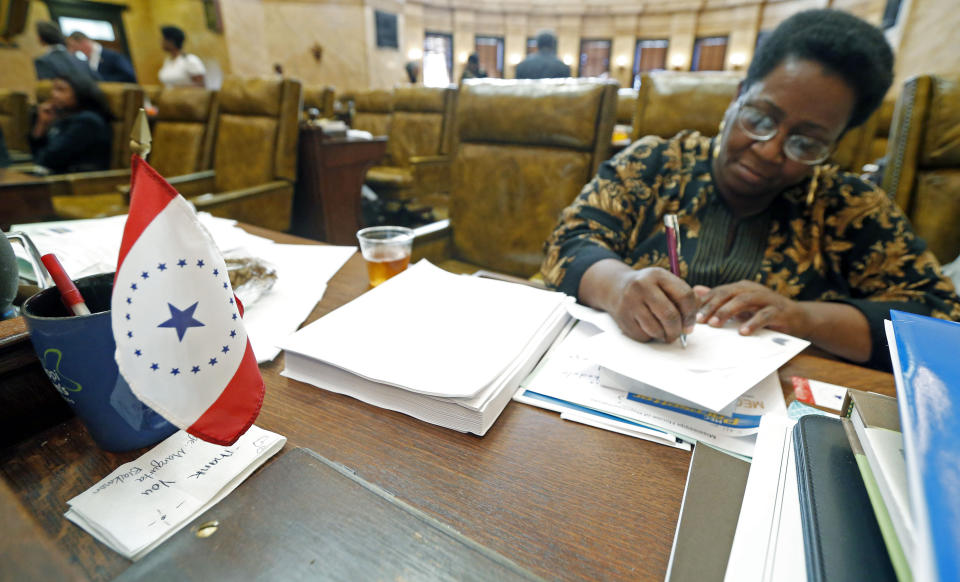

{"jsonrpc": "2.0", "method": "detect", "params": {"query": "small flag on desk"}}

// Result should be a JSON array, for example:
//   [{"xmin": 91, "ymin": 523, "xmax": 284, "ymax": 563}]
[{"xmin": 110, "ymin": 155, "xmax": 264, "ymax": 445}]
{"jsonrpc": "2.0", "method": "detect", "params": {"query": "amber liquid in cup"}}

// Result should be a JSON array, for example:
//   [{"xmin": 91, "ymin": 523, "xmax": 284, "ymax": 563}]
[{"xmin": 365, "ymin": 247, "xmax": 411, "ymax": 287}]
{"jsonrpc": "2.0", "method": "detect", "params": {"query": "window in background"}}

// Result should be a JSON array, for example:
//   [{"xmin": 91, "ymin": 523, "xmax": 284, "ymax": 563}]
[
  {"xmin": 423, "ymin": 32, "xmax": 453, "ymax": 87},
  {"xmin": 882, "ymin": 0, "xmax": 904, "ymax": 29},
  {"xmin": 375, "ymin": 11, "xmax": 399, "ymax": 49},
  {"xmin": 474, "ymin": 35, "xmax": 503, "ymax": 78},
  {"xmin": 632, "ymin": 38, "xmax": 668, "ymax": 86},
  {"xmin": 526, "ymin": 37, "xmax": 538, "ymax": 55},
  {"xmin": 579, "ymin": 39, "xmax": 611, "ymax": 78},
  {"xmin": 47, "ymin": 0, "xmax": 130, "ymax": 57},
  {"xmin": 692, "ymin": 36, "xmax": 728, "ymax": 71}
]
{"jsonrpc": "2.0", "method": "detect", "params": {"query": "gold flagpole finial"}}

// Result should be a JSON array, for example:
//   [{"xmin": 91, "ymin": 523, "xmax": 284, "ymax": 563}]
[{"xmin": 130, "ymin": 107, "xmax": 152, "ymax": 159}]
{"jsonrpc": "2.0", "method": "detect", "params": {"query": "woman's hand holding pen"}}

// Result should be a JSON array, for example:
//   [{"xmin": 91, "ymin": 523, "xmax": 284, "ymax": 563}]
[{"xmin": 580, "ymin": 259, "xmax": 697, "ymax": 344}]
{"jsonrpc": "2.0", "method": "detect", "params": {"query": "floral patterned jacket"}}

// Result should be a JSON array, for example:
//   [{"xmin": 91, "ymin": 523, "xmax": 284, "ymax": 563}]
[{"xmin": 541, "ymin": 131, "xmax": 960, "ymax": 370}]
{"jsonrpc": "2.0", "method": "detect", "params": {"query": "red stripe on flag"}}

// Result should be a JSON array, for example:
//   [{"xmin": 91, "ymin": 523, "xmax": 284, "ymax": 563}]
[
  {"xmin": 115, "ymin": 156, "xmax": 179, "ymax": 274},
  {"xmin": 186, "ymin": 340, "xmax": 265, "ymax": 446}
]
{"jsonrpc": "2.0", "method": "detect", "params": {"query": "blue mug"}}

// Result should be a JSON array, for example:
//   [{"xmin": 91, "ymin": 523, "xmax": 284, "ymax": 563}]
[{"xmin": 22, "ymin": 273, "xmax": 178, "ymax": 452}]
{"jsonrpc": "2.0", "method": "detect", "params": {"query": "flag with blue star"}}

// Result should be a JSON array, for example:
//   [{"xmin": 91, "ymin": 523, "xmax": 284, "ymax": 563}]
[{"xmin": 111, "ymin": 156, "xmax": 264, "ymax": 446}]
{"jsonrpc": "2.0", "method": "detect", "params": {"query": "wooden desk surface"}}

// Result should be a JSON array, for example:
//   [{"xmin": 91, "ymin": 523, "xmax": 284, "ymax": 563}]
[{"xmin": 0, "ymin": 227, "xmax": 896, "ymax": 581}]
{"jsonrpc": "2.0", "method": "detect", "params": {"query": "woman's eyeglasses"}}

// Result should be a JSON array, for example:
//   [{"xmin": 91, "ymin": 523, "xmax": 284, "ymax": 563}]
[{"xmin": 735, "ymin": 101, "xmax": 832, "ymax": 165}]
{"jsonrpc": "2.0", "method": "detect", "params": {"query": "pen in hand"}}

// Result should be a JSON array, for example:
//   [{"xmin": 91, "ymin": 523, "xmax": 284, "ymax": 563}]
[
  {"xmin": 663, "ymin": 214, "xmax": 686, "ymax": 348},
  {"xmin": 40, "ymin": 254, "xmax": 91, "ymax": 316}
]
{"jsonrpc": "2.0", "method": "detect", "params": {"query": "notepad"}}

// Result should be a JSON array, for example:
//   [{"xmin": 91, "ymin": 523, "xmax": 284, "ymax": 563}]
[{"xmin": 65, "ymin": 426, "xmax": 285, "ymax": 560}]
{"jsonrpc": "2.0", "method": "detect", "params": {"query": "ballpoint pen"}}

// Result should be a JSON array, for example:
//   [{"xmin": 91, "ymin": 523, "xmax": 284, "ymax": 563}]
[{"xmin": 663, "ymin": 214, "xmax": 686, "ymax": 348}]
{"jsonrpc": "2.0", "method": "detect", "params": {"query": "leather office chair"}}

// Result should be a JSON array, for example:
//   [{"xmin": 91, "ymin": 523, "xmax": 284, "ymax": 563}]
[
  {"xmin": 167, "ymin": 76, "xmax": 302, "ymax": 232},
  {"xmin": 616, "ymin": 88, "xmax": 637, "ymax": 127},
  {"xmin": 0, "ymin": 90, "xmax": 29, "ymax": 152},
  {"xmin": 99, "ymin": 83, "xmax": 145, "ymax": 169},
  {"xmin": 51, "ymin": 87, "xmax": 219, "ymax": 219},
  {"xmin": 303, "ymin": 85, "xmax": 336, "ymax": 119},
  {"xmin": 632, "ymin": 71, "xmax": 741, "ymax": 141},
  {"xmin": 351, "ymin": 89, "xmax": 392, "ymax": 136},
  {"xmin": 869, "ymin": 99, "xmax": 896, "ymax": 164},
  {"xmin": 882, "ymin": 74, "xmax": 960, "ymax": 263},
  {"xmin": 422, "ymin": 78, "xmax": 618, "ymax": 278},
  {"xmin": 365, "ymin": 85, "xmax": 457, "ymax": 213}
]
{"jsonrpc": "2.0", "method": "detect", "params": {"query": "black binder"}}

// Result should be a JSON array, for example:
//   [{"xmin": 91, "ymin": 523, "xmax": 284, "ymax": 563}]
[
  {"xmin": 793, "ymin": 415, "xmax": 896, "ymax": 582},
  {"xmin": 117, "ymin": 447, "xmax": 544, "ymax": 581}
]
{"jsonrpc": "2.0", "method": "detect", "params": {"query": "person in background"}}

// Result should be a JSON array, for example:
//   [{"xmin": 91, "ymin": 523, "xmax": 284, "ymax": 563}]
[
  {"xmin": 405, "ymin": 60, "xmax": 420, "ymax": 84},
  {"xmin": 460, "ymin": 53, "xmax": 487, "ymax": 82},
  {"xmin": 158, "ymin": 25, "xmax": 206, "ymax": 88},
  {"xmin": 515, "ymin": 31, "xmax": 570, "ymax": 80},
  {"xmin": 66, "ymin": 31, "xmax": 137, "ymax": 83},
  {"xmin": 541, "ymin": 9, "xmax": 960, "ymax": 371},
  {"xmin": 34, "ymin": 21, "xmax": 99, "ymax": 81},
  {"xmin": 29, "ymin": 72, "xmax": 113, "ymax": 174}
]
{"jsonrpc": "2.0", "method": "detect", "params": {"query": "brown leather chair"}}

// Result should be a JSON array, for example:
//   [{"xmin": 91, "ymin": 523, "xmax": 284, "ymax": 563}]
[
  {"xmin": 50, "ymin": 87, "xmax": 219, "ymax": 219},
  {"xmin": 99, "ymin": 82, "xmax": 145, "ymax": 169},
  {"xmin": 420, "ymin": 78, "xmax": 618, "ymax": 278},
  {"xmin": 351, "ymin": 89, "xmax": 392, "ymax": 136},
  {"xmin": 303, "ymin": 85, "xmax": 336, "ymax": 119},
  {"xmin": 365, "ymin": 85, "xmax": 458, "ymax": 207},
  {"xmin": 167, "ymin": 76, "xmax": 302, "ymax": 232},
  {"xmin": 882, "ymin": 74, "xmax": 960, "ymax": 263},
  {"xmin": 869, "ymin": 99, "xmax": 896, "ymax": 164},
  {"xmin": 0, "ymin": 90, "xmax": 29, "ymax": 152},
  {"xmin": 616, "ymin": 88, "xmax": 637, "ymax": 127},
  {"xmin": 632, "ymin": 71, "xmax": 741, "ymax": 141}
]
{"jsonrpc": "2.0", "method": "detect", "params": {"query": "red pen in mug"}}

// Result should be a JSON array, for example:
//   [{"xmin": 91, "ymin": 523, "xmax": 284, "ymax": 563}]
[{"xmin": 40, "ymin": 253, "xmax": 91, "ymax": 316}]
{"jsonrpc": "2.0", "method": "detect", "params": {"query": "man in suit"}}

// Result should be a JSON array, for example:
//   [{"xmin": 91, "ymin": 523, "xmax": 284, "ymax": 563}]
[
  {"xmin": 515, "ymin": 31, "xmax": 571, "ymax": 80},
  {"xmin": 34, "ymin": 21, "xmax": 100, "ymax": 81},
  {"xmin": 66, "ymin": 31, "xmax": 137, "ymax": 83}
]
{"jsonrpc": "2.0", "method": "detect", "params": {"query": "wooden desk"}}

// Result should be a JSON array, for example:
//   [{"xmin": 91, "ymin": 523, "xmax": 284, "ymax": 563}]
[
  {"xmin": 0, "ymin": 169, "xmax": 60, "ymax": 229},
  {"xmin": 0, "ymin": 227, "xmax": 896, "ymax": 581},
  {"xmin": 291, "ymin": 129, "xmax": 387, "ymax": 244}
]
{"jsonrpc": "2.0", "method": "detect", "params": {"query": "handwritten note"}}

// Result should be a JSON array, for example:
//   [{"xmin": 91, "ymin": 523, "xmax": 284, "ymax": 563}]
[{"xmin": 65, "ymin": 426, "xmax": 285, "ymax": 560}]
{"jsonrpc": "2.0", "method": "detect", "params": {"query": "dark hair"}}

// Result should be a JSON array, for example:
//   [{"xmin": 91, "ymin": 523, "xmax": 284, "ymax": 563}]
[
  {"xmin": 405, "ymin": 60, "xmax": 419, "ymax": 83},
  {"xmin": 744, "ymin": 9, "xmax": 893, "ymax": 129},
  {"xmin": 55, "ymin": 71, "xmax": 114, "ymax": 123},
  {"xmin": 67, "ymin": 31, "xmax": 90, "ymax": 42},
  {"xmin": 36, "ymin": 21, "xmax": 64, "ymax": 46},
  {"xmin": 536, "ymin": 31, "xmax": 557, "ymax": 52},
  {"xmin": 161, "ymin": 25, "xmax": 186, "ymax": 50},
  {"xmin": 467, "ymin": 53, "xmax": 479, "ymax": 66}
]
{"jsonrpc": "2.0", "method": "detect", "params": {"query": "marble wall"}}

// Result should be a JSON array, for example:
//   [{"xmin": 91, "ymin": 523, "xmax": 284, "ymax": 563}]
[{"xmin": 1, "ymin": 0, "xmax": 954, "ymax": 100}]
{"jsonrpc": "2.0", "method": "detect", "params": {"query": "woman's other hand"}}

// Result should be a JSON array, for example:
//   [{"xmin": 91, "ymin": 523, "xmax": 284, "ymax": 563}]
[
  {"xmin": 32, "ymin": 101, "xmax": 56, "ymax": 138},
  {"xmin": 580, "ymin": 259, "xmax": 698, "ymax": 344},
  {"xmin": 695, "ymin": 281, "xmax": 812, "ymax": 338}
]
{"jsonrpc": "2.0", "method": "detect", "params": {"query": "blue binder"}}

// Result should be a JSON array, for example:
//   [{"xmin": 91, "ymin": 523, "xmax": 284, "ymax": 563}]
[{"xmin": 888, "ymin": 310, "xmax": 960, "ymax": 582}]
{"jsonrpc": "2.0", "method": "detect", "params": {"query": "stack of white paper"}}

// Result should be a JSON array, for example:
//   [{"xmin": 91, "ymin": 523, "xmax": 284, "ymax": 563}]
[
  {"xmin": 65, "ymin": 426, "xmax": 285, "ymax": 560},
  {"xmin": 280, "ymin": 261, "xmax": 573, "ymax": 435}
]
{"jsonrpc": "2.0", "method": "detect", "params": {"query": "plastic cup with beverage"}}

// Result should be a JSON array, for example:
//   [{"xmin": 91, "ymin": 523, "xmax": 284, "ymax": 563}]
[{"xmin": 356, "ymin": 226, "xmax": 414, "ymax": 287}]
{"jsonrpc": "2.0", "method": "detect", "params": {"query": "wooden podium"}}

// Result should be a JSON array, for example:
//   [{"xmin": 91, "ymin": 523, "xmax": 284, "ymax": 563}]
[{"xmin": 291, "ymin": 127, "xmax": 387, "ymax": 245}]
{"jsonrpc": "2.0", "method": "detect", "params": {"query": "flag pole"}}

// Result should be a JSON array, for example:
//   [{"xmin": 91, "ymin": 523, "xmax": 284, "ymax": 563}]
[{"xmin": 130, "ymin": 107, "xmax": 152, "ymax": 160}]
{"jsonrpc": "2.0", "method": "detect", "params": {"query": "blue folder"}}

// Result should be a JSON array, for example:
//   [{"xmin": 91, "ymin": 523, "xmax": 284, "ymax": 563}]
[{"xmin": 889, "ymin": 310, "xmax": 960, "ymax": 582}]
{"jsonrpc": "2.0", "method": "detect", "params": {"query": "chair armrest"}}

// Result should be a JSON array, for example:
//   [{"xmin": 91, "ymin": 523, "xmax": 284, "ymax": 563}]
[
  {"xmin": 411, "ymin": 219, "xmax": 452, "ymax": 264},
  {"xmin": 118, "ymin": 169, "xmax": 216, "ymax": 197},
  {"xmin": 56, "ymin": 169, "xmax": 131, "ymax": 196},
  {"xmin": 409, "ymin": 156, "xmax": 451, "ymax": 196},
  {"xmin": 408, "ymin": 155, "xmax": 449, "ymax": 166},
  {"xmin": 190, "ymin": 180, "xmax": 294, "ymax": 232}
]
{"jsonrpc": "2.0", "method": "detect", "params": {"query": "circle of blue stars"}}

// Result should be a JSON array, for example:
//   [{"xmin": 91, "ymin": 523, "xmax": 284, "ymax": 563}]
[{"xmin": 123, "ymin": 258, "xmax": 241, "ymax": 377}]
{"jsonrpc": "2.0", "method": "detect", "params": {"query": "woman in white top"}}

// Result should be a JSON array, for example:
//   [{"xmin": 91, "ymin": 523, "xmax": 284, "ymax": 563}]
[{"xmin": 158, "ymin": 25, "xmax": 205, "ymax": 88}]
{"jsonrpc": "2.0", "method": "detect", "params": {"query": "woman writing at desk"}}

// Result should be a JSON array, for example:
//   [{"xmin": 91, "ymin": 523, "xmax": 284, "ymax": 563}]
[{"xmin": 541, "ymin": 9, "xmax": 960, "ymax": 371}]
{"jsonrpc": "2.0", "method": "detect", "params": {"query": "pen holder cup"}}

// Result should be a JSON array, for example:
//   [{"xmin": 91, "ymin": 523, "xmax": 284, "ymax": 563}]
[{"xmin": 21, "ymin": 273, "xmax": 178, "ymax": 452}]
